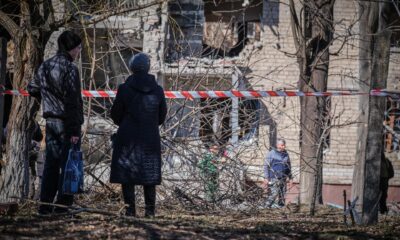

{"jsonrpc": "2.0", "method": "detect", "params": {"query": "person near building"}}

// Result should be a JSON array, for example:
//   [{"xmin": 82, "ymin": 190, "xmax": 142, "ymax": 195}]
[
  {"xmin": 392, "ymin": 115, "xmax": 400, "ymax": 151},
  {"xmin": 110, "ymin": 53, "xmax": 167, "ymax": 217},
  {"xmin": 199, "ymin": 144, "xmax": 220, "ymax": 203},
  {"xmin": 263, "ymin": 139, "xmax": 293, "ymax": 208},
  {"xmin": 28, "ymin": 30, "xmax": 84, "ymax": 214},
  {"xmin": 380, "ymin": 149, "xmax": 394, "ymax": 214}
]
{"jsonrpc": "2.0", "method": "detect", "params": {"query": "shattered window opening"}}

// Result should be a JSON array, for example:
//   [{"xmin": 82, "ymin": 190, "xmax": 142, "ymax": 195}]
[
  {"xmin": 164, "ymin": 76, "xmax": 261, "ymax": 146},
  {"xmin": 385, "ymin": 98, "xmax": 400, "ymax": 152},
  {"xmin": 202, "ymin": 0, "xmax": 263, "ymax": 59}
]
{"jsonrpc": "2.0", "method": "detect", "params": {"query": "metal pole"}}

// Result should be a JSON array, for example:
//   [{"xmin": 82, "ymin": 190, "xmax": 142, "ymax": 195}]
[{"xmin": 231, "ymin": 68, "xmax": 240, "ymax": 145}]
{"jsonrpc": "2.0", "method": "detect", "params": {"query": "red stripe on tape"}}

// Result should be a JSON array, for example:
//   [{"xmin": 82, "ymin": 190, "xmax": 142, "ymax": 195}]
[
  {"xmin": 198, "ymin": 91, "xmax": 210, "ymax": 98},
  {"xmin": 98, "ymin": 91, "xmax": 110, "ymax": 98},
  {"xmin": 82, "ymin": 90, "xmax": 93, "ymax": 97},
  {"xmin": 286, "ymin": 91, "xmax": 298, "ymax": 97},
  {"xmin": 215, "ymin": 91, "xmax": 227, "ymax": 98},
  {"xmin": 1, "ymin": 88, "xmax": 399, "ymax": 99},
  {"xmin": 250, "ymin": 91, "xmax": 262, "ymax": 97},
  {"xmin": 267, "ymin": 91, "xmax": 279, "ymax": 97},
  {"xmin": 232, "ymin": 90, "xmax": 244, "ymax": 97},
  {"xmin": 181, "ymin": 91, "xmax": 193, "ymax": 99},
  {"xmin": 164, "ymin": 91, "xmax": 176, "ymax": 98}
]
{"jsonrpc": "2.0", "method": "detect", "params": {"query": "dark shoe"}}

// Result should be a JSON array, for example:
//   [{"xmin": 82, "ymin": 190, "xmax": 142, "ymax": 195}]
[
  {"xmin": 380, "ymin": 206, "xmax": 388, "ymax": 214},
  {"xmin": 125, "ymin": 206, "xmax": 136, "ymax": 217},
  {"xmin": 38, "ymin": 209, "xmax": 52, "ymax": 215},
  {"xmin": 38, "ymin": 206, "xmax": 53, "ymax": 215},
  {"xmin": 54, "ymin": 207, "xmax": 70, "ymax": 214},
  {"xmin": 144, "ymin": 213, "xmax": 155, "ymax": 218},
  {"xmin": 144, "ymin": 209, "xmax": 155, "ymax": 218}
]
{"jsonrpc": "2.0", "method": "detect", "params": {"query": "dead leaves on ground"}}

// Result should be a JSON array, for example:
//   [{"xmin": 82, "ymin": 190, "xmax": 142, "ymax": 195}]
[{"xmin": 0, "ymin": 203, "xmax": 399, "ymax": 239}]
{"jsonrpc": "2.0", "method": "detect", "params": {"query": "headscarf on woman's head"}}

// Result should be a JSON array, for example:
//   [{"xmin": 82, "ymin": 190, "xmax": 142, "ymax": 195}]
[{"xmin": 128, "ymin": 53, "xmax": 150, "ymax": 73}]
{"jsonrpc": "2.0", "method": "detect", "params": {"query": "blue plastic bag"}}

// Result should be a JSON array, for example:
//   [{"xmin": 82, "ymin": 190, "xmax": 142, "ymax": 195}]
[{"xmin": 62, "ymin": 145, "xmax": 84, "ymax": 195}]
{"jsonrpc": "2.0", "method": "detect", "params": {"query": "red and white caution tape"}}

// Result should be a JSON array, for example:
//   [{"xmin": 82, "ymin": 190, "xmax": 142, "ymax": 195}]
[
  {"xmin": 165, "ymin": 90, "xmax": 376, "ymax": 98},
  {"xmin": 0, "ymin": 89, "xmax": 399, "ymax": 98},
  {"xmin": 2, "ymin": 90, "xmax": 30, "ymax": 96}
]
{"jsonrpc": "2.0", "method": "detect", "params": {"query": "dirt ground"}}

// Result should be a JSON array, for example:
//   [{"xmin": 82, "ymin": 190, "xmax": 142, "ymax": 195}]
[{"xmin": 0, "ymin": 201, "xmax": 399, "ymax": 240}]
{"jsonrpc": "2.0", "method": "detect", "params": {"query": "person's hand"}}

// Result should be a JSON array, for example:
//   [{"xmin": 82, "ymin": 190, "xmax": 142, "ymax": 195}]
[
  {"xmin": 263, "ymin": 179, "xmax": 269, "ymax": 189},
  {"xmin": 287, "ymin": 179, "xmax": 293, "ymax": 189},
  {"xmin": 70, "ymin": 136, "xmax": 79, "ymax": 144}
]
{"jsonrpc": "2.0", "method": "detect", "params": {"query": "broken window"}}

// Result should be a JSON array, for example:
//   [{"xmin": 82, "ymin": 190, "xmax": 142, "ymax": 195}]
[
  {"xmin": 202, "ymin": 0, "xmax": 262, "ymax": 58},
  {"xmin": 238, "ymin": 99, "xmax": 260, "ymax": 141},
  {"xmin": 199, "ymin": 98, "xmax": 232, "ymax": 146},
  {"xmin": 166, "ymin": 1, "xmax": 205, "ymax": 61},
  {"xmin": 163, "ymin": 75, "xmax": 261, "ymax": 146},
  {"xmin": 384, "ymin": 28, "xmax": 400, "ymax": 152},
  {"xmin": 199, "ymin": 98, "xmax": 261, "ymax": 146},
  {"xmin": 385, "ymin": 98, "xmax": 400, "ymax": 152}
]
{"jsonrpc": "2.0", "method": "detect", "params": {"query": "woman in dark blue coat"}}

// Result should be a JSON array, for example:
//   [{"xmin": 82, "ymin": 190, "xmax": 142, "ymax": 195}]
[{"xmin": 110, "ymin": 53, "xmax": 167, "ymax": 217}]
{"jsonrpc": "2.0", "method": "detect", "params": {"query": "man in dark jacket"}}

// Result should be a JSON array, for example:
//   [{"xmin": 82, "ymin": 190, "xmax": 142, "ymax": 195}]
[
  {"xmin": 28, "ymin": 30, "xmax": 83, "ymax": 214},
  {"xmin": 380, "ymin": 149, "xmax": 394, "ymax": 214},
  {"xmin": 110, "ymin": 53, "xmax": 167, "ymax": 217},
  {"xmin": 264, "ymin": 139, "xmax": 293, "ymax": 208}
]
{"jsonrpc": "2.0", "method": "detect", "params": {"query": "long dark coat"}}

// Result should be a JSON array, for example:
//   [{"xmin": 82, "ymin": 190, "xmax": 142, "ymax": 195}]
[{"xmin": 110, "ymin": 73, "xmax": 167, "ymax": 185}]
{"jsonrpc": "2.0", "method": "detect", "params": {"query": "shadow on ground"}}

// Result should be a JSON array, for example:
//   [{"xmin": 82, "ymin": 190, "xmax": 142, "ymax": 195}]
[{"xmin": 0, "ymin": 205, "xmax": 398, "ymax": 239}]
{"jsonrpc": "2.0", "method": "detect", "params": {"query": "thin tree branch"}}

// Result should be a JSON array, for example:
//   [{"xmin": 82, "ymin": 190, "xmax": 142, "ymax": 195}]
[
  {"xmin": 0, "ymin": 10, "xmax": 21, "ymax": 39},
  {"xmin": 52, "ymin": 0, "xmax": 166, "ymax": 29},
  {"xmin": 289, "ymin": 0, "xmax": 302, "ymax": 53},
  {"xmin": 43, "ymin": 0, "xmax": 55, "ymax": 30}
]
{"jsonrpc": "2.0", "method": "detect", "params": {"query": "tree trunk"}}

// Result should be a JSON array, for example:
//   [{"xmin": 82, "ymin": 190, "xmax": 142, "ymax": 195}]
[
  {"xmin": 0, "ymin": 37, "xmax": 6, "ymax": 158},
  {"xmin": 351, "ymin": 0, "xmax": 375, "ymax": 224},
  {"xmin": 298, "ymin": 0, "xmax": 334, "ymax": 211},
  {"xmin": 352, "ymin": 1, "xmax": 393, "ymax": 225},
  {"xmin": 0, "ymin": 7, "xmax": 42, "ymax": 202}
]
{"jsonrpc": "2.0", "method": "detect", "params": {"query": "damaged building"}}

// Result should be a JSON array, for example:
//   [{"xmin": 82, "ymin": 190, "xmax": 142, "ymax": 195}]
[
  {"xmin": 124, "ymin": 0, "xmax": 400, "ymax": 204},
  {"xmin": 2, "ymin": 0, "xmax": 399, "ymax": 206}
]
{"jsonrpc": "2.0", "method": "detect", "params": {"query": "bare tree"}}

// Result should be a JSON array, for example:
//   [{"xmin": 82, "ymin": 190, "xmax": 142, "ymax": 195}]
[
  {"xmin": 0, "ymin": 37, "xmax": 6, "ymax": 157},
  {"xmin": 0, "ymin": 0, "xmax": 163, "ymax": 203},
  {"xmin": 352, "ymin": 0, "xmax": 399, "ymax": 225},
  {"xmin": 289, "ymin": 0, "xmax": 335, "ymax": 213},
  {"xmin": 2, "ymin": 1, "xmax": 396, "ymax": 220}
]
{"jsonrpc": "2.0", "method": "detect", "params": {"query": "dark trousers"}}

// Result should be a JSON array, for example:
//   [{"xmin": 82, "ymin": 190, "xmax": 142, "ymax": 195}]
[
  {"xmin": 122, "ymin": 184, "xmax": 156, "ymax": 216},
  {"xmin": 380, "ymin": 177, "xmax": 389, "ymax": 214},
  {"xmin": 39, "ymin": 119, "xmax": 76, "ymax": 213}
]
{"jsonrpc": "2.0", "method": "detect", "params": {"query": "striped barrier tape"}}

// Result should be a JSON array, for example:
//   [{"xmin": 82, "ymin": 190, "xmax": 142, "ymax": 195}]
[{"xmin": 0, "ymin": 88, "xmax": 399, "ymax": 99}]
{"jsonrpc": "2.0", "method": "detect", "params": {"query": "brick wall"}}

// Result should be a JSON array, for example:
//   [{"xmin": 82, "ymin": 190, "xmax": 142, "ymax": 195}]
[
  {"xmin": 388, "ymin": 49, "xmax": 400, "ymax": 90},
  {"xmin": 240, "ymin": 0, "xmax": 399, "ymax": 186},
  {"xmin": 151, "ymin": 0, "xmax": 399, "ymax": 186},
  {"xmin": 387, "ymin": 48, "xmax": 400, "ymax": 186}
]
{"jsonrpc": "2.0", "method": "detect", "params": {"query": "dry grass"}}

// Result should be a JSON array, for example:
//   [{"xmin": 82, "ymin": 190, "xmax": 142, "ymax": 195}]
[{"xmin": 1, "ymin": 200, "xmax": 399, "ymax": 240}]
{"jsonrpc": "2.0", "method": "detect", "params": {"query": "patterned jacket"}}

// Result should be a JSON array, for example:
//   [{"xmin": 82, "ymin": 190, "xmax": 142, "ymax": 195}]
[{"xmin": 28, "ymin": 52, "xmax": 83, "ymax": 137}]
